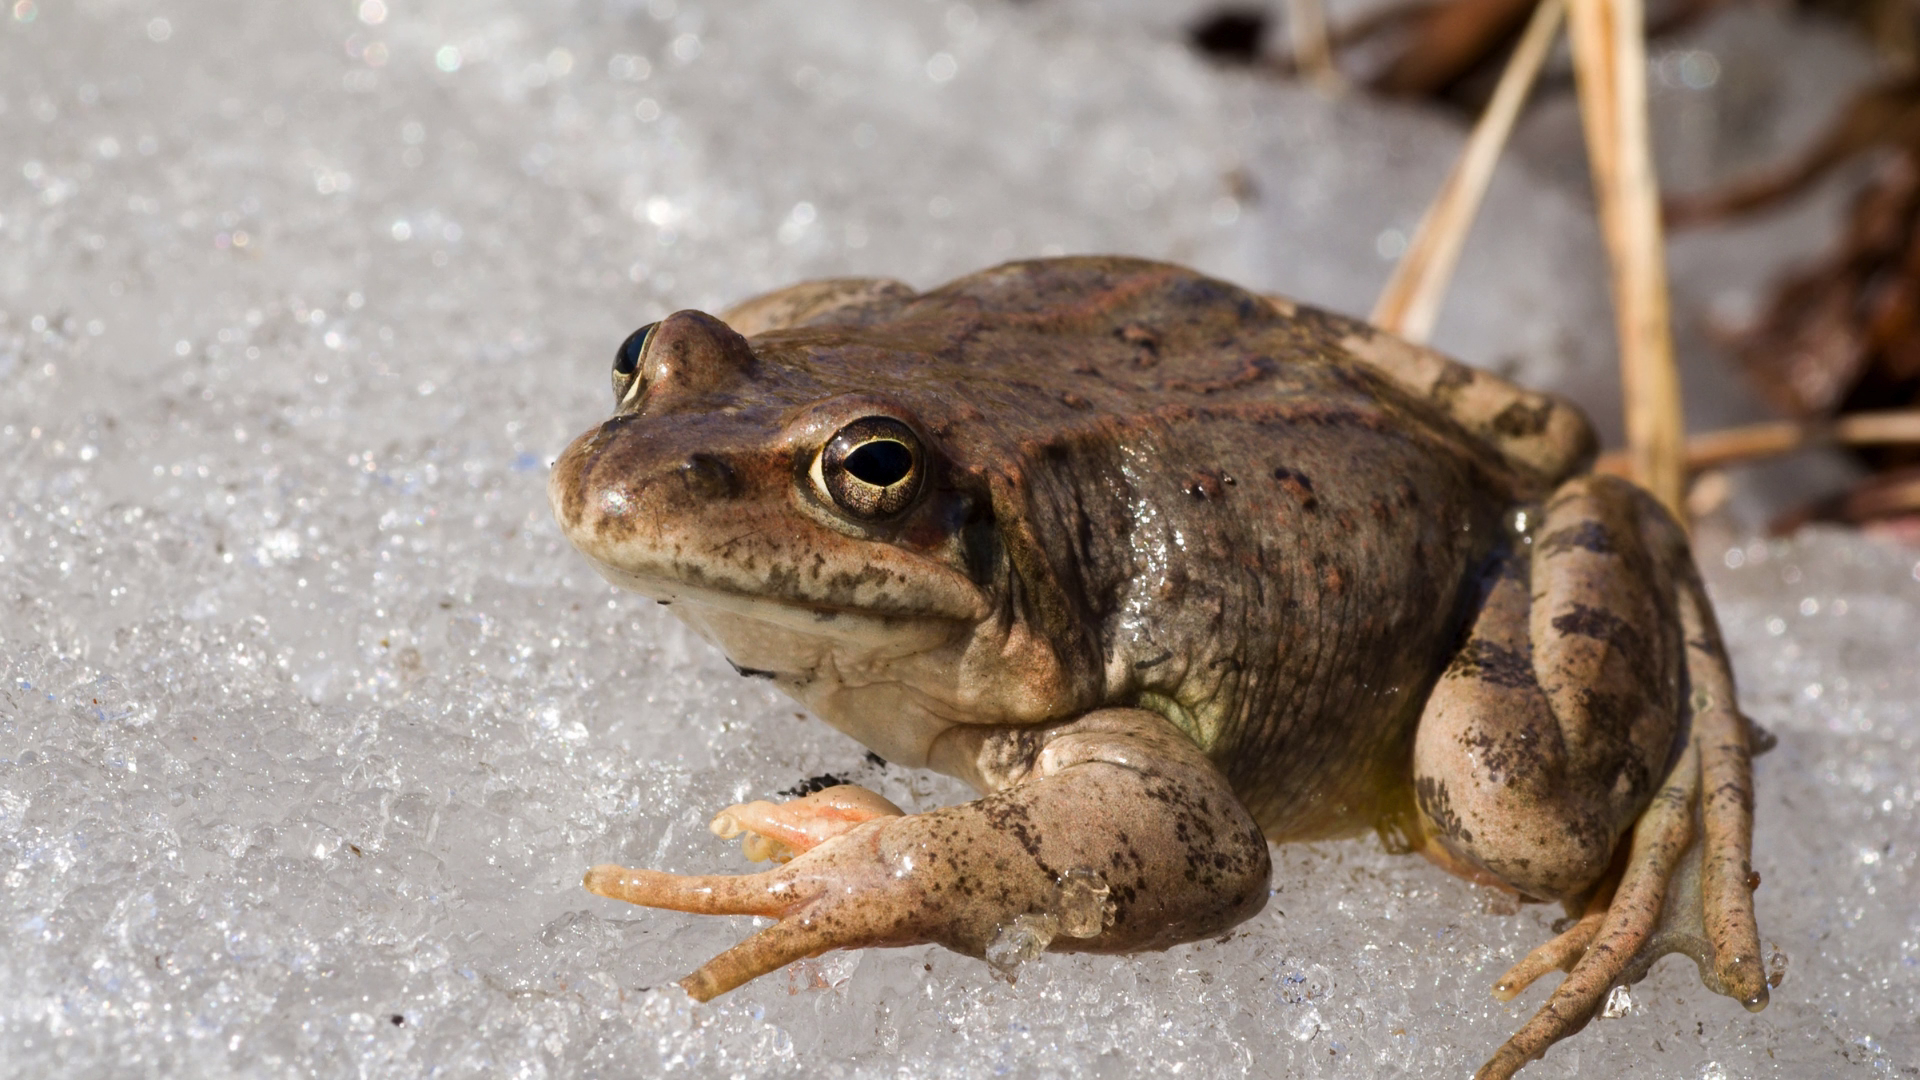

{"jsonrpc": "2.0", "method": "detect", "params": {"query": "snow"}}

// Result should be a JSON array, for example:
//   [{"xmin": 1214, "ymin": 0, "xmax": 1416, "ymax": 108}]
[{"xmin": 2, "ymin": 0, "xmax": 1914, "ymax": 1076}]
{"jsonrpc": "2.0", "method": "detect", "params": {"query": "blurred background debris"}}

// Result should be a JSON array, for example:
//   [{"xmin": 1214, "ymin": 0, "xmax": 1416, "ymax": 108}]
[
  {"xmin": 1668, "ymin": 76, "xmax": 1920, "ymax": 531},
  {"xmin": 1190, "ymin": 0, "xmax": 1920, "ymax": 533}
]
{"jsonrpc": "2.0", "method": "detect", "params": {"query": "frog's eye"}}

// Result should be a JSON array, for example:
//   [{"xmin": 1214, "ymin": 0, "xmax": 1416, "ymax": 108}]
[
  {"xmin": 814, "ymin": 417, "xmax": 925, "ymax": 520},
  {"xmin": 611, "ymin": 322, "xmax": 658, "ymax": 406}
]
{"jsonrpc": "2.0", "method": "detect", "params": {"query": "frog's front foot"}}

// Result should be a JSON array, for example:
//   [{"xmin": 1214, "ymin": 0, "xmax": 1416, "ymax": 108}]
[
  {"xmin": 585, "ymin": 708, "xmax": 1271, "ymax": 1001},
  {"xmin": 584, "ymin": 813, "xmax": 945, "ymax": 1001}
]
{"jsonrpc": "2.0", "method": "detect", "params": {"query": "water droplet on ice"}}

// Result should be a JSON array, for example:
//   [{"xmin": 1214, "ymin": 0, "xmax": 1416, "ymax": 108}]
[{"xmin": 985, "ymin": 913, "xmax": 1054, "ymax": 979}]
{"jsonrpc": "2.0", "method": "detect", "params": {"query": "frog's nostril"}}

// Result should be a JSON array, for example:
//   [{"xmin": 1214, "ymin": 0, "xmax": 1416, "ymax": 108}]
[{"xmin": 679, "ymin": 453, "xmax": 739, "ymax": 500}]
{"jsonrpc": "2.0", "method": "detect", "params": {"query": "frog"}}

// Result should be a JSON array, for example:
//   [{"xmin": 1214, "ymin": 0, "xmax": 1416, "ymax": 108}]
[{"xmin": 547, "ymin": 256, "xmax": 1767, "ymax": 1078}]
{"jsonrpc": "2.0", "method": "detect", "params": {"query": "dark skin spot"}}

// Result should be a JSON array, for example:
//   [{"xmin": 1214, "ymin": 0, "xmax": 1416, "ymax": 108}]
[
  {"xmin": 1430, "ymin": 364, "xmax": 1475, "ymax": 401},
  {"xmin": 1491, "ymin": 398, "xmax": 1553, "ymax": 438},
  {"xmin": 1415, "ymin": 776, "xmax": 1472, "ymax": 844},
  {"xmin": 780, "ymin": 774, "xmax": 850, "ymax": 798},
  {"xmin": 1271, "ymin": 466, "xmax": 1319, "ymax": 510},
  {"xmin": 1116, "ymin": 321, "xmax": 1160, "ymax": 353},
  {"xmin": 978, "ymin": 794, "xmax": 1050, "ymax": 867},
  {"xmin": 1710, "ymin": 779, "xmax": 1755, "ymax": 814},
  {"xmin": 1185, "ymin": 471, "xmax": 1225, "ymax": 499},
  {"xmin": 1551, "ymin": 603, "xmax": 1645, "ymax": 662},
  {"xmin": 1161, "ymin": 355, "xmax": 1277, "ymax": 394},
  {"xmin": 1539, "ymin": 520, "xmax": 1615, "ymax": 556},
  {"xmin": 1460, "ymin": 725, "xmax": 1555, "ymax": 787},
  {"xmin": 1446, "ymin": 639, "xmax": 1536, "ymax": 690}
]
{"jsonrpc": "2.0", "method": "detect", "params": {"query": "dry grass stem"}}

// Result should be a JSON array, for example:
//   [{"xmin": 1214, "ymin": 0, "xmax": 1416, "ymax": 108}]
[
  {"xmin": 1594, "ymin": 408, "xmax": 1920, "ymax": 475},
  {"xmin": 1570, "ymin": 0, "xmax": 1688, "ymax": 518},
  {"xmin": 1371, "ymin": 0, "xmax": 1567, "ymax": 341},
  {"xmin": 1286, "ymin": 0, "xmax": 1344, "ymax": 93}
]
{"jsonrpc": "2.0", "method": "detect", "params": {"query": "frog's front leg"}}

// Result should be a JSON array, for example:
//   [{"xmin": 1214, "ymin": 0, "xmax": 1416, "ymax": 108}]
[
  {"xmin": 1412, "ymin": 474, "xmax": 1764, "ymax": 1080},
  {"xmin": 584, "ymin": 708, "xmax": 1271, "ymax": 1000}
]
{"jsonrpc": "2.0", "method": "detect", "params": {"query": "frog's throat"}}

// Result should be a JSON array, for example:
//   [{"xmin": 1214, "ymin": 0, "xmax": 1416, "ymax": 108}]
[
  {"xmin": 656, "ymin": 586, "xmax": 1037, "ymax": 769},
  {"xmin": 591, "ymin": 558, "xmax": 1102, "ymax": 770}
]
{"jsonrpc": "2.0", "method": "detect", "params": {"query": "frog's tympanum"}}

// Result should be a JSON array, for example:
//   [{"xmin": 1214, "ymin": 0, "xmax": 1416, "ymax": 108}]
[{"xmin": 549, "ymin": 257, "xmax": 1767, "ymax": 1078}]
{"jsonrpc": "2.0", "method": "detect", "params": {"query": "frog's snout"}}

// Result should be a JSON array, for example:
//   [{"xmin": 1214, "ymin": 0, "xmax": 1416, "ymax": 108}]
[{"xmin": 547, "ymin": 423, "xmax": 748, "ymax": 547}]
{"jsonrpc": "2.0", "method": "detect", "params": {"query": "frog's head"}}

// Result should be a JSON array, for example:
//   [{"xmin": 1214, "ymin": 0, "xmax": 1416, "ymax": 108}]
[{"xmin": 548, "ymin": 309, "xmax": 1096, "ymax": 764}]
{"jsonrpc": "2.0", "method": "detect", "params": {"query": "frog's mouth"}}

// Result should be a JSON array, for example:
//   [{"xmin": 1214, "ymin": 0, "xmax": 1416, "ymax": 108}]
[{"xmin": 577, "ymin": 550, "xmax": 979, "ymax": 656}]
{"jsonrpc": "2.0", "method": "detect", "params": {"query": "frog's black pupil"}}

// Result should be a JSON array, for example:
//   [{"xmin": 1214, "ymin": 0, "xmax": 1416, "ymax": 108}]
[
  {"xmin": 614, "ymin": 323, "xmax": 655, "ymax": 376},
  {"xmin": 845, "ymin": 440, "xmax": 913, "ymax": 487}
]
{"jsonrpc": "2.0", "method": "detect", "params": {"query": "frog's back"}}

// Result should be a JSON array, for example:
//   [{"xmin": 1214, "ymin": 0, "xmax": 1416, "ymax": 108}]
[{"xmin": 739, "ymin": 256, "xmax": 1595, "ymax": 493}]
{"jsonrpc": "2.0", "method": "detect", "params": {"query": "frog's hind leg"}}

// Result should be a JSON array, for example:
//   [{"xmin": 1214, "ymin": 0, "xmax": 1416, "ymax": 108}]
[
  {"xmin": 1414, "ymin": 474, "xmax": 1687, "ymax": 904},
  {"xmin": 1474, "ymin": 737, "xmax": 1699, "ymax": 1078},
  {"xmin": 1490, "ymin": 564, "xmax": 1767, "ymax": 1011},
  {"xmin": 1411, "ymin": 475, "xmax": 1765, "ymax": 1079},
  {"xmin": 1488, "ymin": 860, "xmax": 1618, "ymax": 1001},
  {"xmin": 1477, "ymin": 570, "xmax": 1766, "ymax": 1079},
  {"xmin": 1314, "ymin": 311, "xmax": 1598, "ymax": 487},
  {"xmin": 1681, "ymin": 568, "xmax": 1768, "ymax": 1008}
]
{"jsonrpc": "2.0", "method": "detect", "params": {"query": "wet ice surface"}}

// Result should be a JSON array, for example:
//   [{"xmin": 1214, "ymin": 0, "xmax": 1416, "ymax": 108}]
[{"xmin": 2, "ymin": 0, "xmax": 1917, "ymax": 1076}]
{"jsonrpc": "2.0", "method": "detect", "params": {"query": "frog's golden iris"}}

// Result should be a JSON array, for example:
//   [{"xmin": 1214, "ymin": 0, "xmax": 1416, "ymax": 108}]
[{"xmin": 813, "ymin": 416, "xmax": 923, "ymax": 520}]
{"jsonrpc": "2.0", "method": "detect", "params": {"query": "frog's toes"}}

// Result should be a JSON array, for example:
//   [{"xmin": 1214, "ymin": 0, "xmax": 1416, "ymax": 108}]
[
  {"xmin": 1490, "ymin": 871, "xmax": 1616, "ymax": 1002},
  {"xmin": 708, "ymin": 784, "xmax": 905, "ymax": 863},
  {"xmin": 582, "ymin": 860, "xmax": 800, "ymax": 918},
  {"xmin": 582, "ymin": 847, "xmax": 894, "ymax": 1001},
  {"xmin": 589, "ymin": 792, "xmax": 964, "ymax": 1002},
  {"xmin": 1612, "ymin": 578, "xmax": 1768, "ymax": 1010}
]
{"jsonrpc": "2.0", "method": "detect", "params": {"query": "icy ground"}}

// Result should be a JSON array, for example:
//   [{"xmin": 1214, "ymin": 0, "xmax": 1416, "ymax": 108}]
[{"xmin": 3, "ymin": 0, "xmax": 1917, "ymax": 1076}]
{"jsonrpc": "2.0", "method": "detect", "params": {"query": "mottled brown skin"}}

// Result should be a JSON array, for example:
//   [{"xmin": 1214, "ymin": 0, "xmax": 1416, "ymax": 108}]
[{"xmin": 549, "ymin": 257, "xmax": 1765, "ymax": 1079}]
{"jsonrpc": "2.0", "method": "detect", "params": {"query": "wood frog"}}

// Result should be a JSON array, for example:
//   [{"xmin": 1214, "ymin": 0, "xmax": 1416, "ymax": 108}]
[{"xmin": 548, "ymin": 257, "xmax": 1766, "ymax": 1077}]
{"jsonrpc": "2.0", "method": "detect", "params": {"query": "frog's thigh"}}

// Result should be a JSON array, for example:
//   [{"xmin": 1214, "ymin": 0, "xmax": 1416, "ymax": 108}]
[{"xmin": 1413, "ymin": 474, "xmax": 1685, "ymax": 901}]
